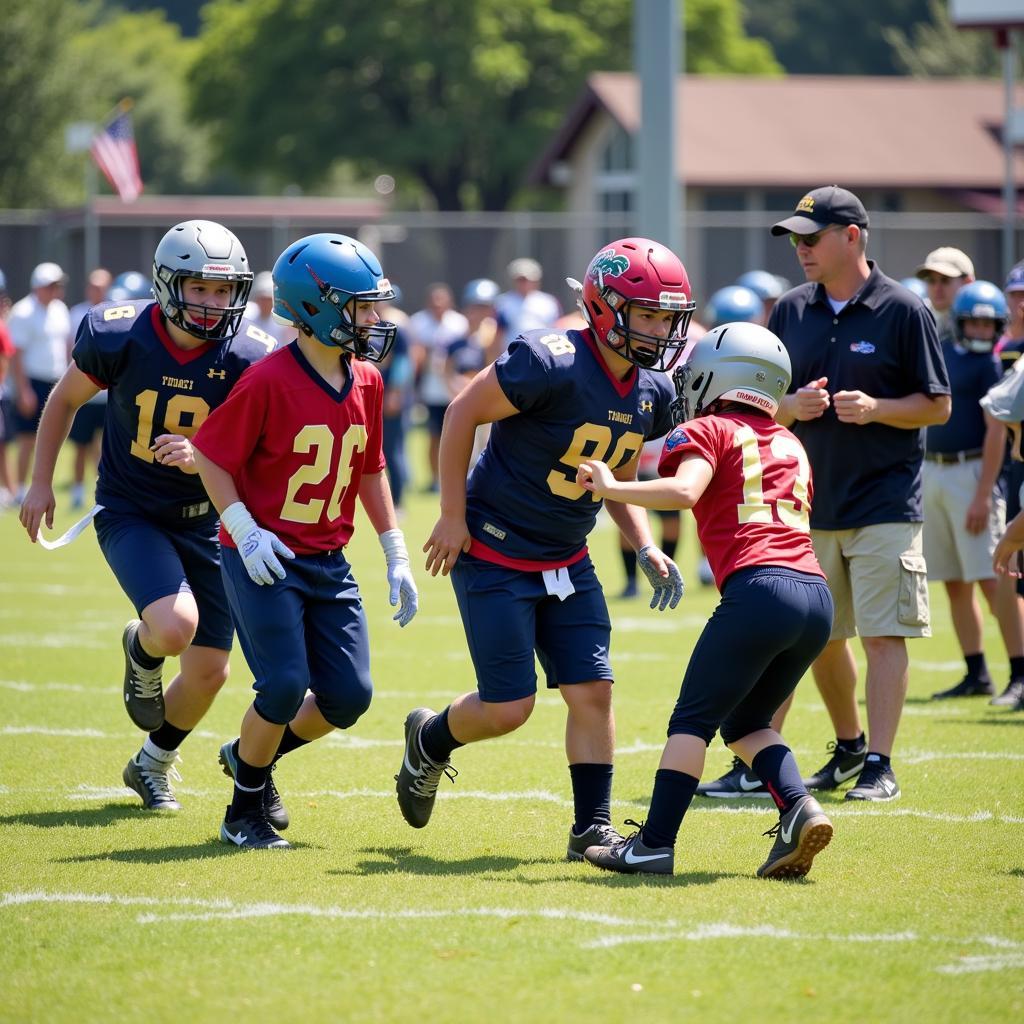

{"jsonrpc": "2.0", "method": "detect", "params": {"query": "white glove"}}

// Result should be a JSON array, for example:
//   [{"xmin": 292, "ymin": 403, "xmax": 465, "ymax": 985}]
[
  {"xmin": 638, "ymin": 544, "xmax": 685, "ymax": 611},
  {"xmin": 379, "ymin": 528, "xmax": 419, "ymax": 627},
  {"xmin": 221, "ymin": 501, "xmax": 295, "ymax": 586}
]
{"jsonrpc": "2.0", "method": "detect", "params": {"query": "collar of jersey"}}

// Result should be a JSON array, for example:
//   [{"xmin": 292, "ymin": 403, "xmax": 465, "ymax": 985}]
[
  {"xmin": 579, "ymin": 328, "xmax": 637, "ymax": 398},
  {"xmin": 287, "ymin": 341, "xmax": 355, "ymax": 404},
  {"xmin": 152, "ymin": 304, "xmax": 218, "ymax": 365}
]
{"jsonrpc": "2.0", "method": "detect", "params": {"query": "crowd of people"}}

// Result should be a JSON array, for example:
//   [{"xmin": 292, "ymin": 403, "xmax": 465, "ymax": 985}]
[{"xmin": 8, "ymin": 183, "xmax": 1024, "ymax": 874}]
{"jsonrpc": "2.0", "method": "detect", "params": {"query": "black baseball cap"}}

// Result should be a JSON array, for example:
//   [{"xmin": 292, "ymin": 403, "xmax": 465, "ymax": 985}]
[{"xmin": 770, "ymin": 185, "xmax": 870, "ymax": 236}]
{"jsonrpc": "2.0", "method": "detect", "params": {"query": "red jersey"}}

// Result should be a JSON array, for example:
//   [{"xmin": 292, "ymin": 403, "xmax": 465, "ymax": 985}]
[
  {"xmin": 193, "ymin": 343, "xmax": 385, "ymax": 555},
  {"xmin": 658, "ymin": 411, "xmax": 824, "ymax": 589}
]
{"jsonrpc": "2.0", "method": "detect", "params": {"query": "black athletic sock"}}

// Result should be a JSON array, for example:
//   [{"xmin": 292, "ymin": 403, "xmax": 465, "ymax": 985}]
[
  {"xmin": 419, "ymin": 706, "xmax": 464, "ymax": 764},
  {"xmin": 752, "ymin": 744, "xmax": 807, "ymax": 814},
  {"xmin": 1010, "ymin": 656, "xmax": 1024, "ymax": 681},
  {"xmin": 569, "ymin": 762, "xmax": 613, "ymax": 831},
  {"xmin": 837, "ymin": 731, "xmax": 866, "ymax": 752},
  {"xmin": 228, "ymin": 752, "xmax": 269, "ymax": 819},
  {"xmin": 964, "ymin": 652, "xmax": 990, "ymax": 681},
  {"xmin": 864, "ymin": 751, "xmax": 891, "ymax": 770},
  {"xmin": 661, "ymin": 537, "xmax": 678, "ymax": 561},
  {"xmin": 129, "ymin": 626, "xmax": 163, "ymax": 669},
  {"xmin": 273, "ymin": 725, "xmax": 310, "ymax": 763},
  {"xmin": 640, "ymin": 768, "xmax": 699, "ymax": 849},
  {"xmin": 148, "ymin": 720, "xmax": 190, "ymax": 753},
  {"xmin": 620, "ymin": 548, "xmax": 637, "ymax": 584}
]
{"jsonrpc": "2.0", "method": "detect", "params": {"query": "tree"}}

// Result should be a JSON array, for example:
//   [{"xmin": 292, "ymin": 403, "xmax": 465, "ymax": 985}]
[
  {"xmin": 190, "ymin": 0, "xmax": 781, "ymax": 211},
  {"xmin": 884, "ymin": 0, "xmax": 1006, "ymax": 77}
]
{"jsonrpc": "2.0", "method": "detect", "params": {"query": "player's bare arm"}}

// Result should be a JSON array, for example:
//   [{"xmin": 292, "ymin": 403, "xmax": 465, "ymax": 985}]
[
  {"xmin": 151, "ymin": 433, "xmax": 198, "ymax": 474},
  {"xmin": 20, "ymin": 363, "xmax": 100, "ymax": 542},
  {"xmin": 833, "ymin": 390, "xmax": 950, "ymax": 428},
  {"xmin": 777, "ymin": 376, "xmax": 829, "ymax": 426},
  {"xmin": 577, "ymin": 453, "xmax": 713, "ymax": 510}
]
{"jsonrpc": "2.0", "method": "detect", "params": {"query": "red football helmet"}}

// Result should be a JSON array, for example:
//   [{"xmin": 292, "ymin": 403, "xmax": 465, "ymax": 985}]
[{"xmin": 578, "ymin": 237, "xmax": 695, "ymax": 371}]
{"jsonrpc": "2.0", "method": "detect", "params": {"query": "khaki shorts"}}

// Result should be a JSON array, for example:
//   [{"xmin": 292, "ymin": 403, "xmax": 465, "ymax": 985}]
[
  {"xmin": 922, "ymin": 460, "xmax": 1005, "ymax": 582},
  {"xmin": 811, "ymin": 522, "xmax": 930, "ymax": 640}
]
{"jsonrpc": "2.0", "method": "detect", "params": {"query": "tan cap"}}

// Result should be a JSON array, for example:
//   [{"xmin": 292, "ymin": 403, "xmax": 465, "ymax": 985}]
[
  {"xmin": 507, "ymin": 257, "xmax": 542, "ymax": 282},
  {"xmin": 30, "ymin": 262, "xmax": 66, "ymax": 289},
  {"xmin": 916, "ymin": 247, "xmax": 975, "ymax": 280}
]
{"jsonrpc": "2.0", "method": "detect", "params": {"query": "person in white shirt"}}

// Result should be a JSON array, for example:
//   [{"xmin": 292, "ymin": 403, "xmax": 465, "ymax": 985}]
[
  {"xmin": 494, "ymin": 257, "xmax": 561, "ymax": 352},
  {"xmin": 244, "ymin": 271, "xmax": 297, "ymax": 348},
  {"xmin": 9, "ymin": 262, "xmax": 70, "ymax": 501}
]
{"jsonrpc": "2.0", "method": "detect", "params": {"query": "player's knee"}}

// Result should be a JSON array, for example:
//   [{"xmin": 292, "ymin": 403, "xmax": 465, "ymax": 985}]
[
  {"xmin": 146, "ymin": 616, "xmax": 197, "ymax": 657},
  {"xmin": 255, "ymin": 674, "xmax": 310, "ymax": 726},
  {"xmin": 484, "ymin": 695, "xmax": 535, "ymax": 734},
  {"xmin": 317, "ymin": 674, "xmax": 373, "ymax": 730},
  {"xmin": 667, "ymin": 714, "xmax": 715, "ymax": 745},
  {"xmin": 190, "ymin": 658, "xmax": 230, "ymax": 699},
  {"xmin": 564, "ymin": 679, "xmax": 613, "ymax": 715}
]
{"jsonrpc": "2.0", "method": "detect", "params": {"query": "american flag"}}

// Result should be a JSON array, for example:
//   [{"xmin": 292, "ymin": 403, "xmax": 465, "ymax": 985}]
[{"xmin": 90, "ymin": 102, "xmax": 143, "ymax": 202}]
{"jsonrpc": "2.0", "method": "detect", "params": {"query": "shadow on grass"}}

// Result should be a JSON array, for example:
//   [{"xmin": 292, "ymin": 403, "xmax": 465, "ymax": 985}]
[
  {"xmin": 974, "ymin": 716, "xmax": 1024, "ymax": 727},
  {"xmin": 58, "ymin": 839, "xmax": 317, "ymax": 864},
  {"xmin": 329, "ymin": 846, "xmax": 551, "ymax": 876},
  {"xmin": 0, "ymin": 803, "xmax": 148, "ymax": 829}
]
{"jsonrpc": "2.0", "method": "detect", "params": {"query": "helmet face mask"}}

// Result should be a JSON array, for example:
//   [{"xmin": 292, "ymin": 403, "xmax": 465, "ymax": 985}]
[
  {"xmin": 272, "ymin": 234, "xmax": 397, "ymax": 363},
  {"xmin": 670, "ymin": 322, "xmax": 792, "ymax": 425},
  {"xmin": 579, "ymin": 238, "xmax": 696, "ymax": 372},
  {"xmin": 152, "ymin": 220, "xmax": 253, "ymax": 342}
]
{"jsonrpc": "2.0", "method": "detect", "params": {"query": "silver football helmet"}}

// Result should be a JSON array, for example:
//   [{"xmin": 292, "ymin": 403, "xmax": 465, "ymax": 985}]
[
  {"xmin": 670, "ymin": 321, "xmax": 792, "ymax": 424},
  {"xmin": 152, "ymin": 220, "xmax": 253, "ymax": 341}
]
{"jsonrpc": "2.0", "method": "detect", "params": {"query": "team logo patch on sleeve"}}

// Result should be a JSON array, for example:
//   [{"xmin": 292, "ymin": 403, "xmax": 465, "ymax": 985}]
[{"xmin": 664, "ymin": 426, "xmax": 690, "ymax": 451}]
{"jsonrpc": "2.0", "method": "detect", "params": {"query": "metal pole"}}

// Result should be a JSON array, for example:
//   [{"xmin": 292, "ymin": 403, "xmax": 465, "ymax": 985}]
[
  {"xmin": 85, "ymin": 158, "xmax": 99, "ymax": 273},
  {"xmin": 1002, "ymin": 28, "xmax": 1017, "ymax": 276}
]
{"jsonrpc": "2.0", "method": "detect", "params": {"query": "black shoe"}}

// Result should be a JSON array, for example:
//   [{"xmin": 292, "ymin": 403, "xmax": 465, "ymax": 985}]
[
  {"xmin": 123, "ymin": 753, "xmax": 182, "ymax": 811},
  {"xmin": 696, "ymin": 756, "xmax": 770, "ymax": 798},
  {"xmin": 932, "ymin": 675, "xmax": 995, "ymax": 700},
  {"xmin": 844, "ymin": 761, "xmax": 900, "ymax": 802},
  {"xmin": 583, "ymin": 820, "xmax": 674, "ymax": 875},
  {"xmin": 122, "ymin": 620, "xmax": 165, "ymax": 731},
  {"xmin": 802, "ymin": 741, "xmax": 866, "ymax": 791},
  {"xmin": 990, "ymin": 679, "xmax": 1024, "ymax": 707},
  {"xmin": 567, "ymin": 822, "xmax": 625, "ymax": 862},
  {"xmin": 757, "ymin": 795, "xmax": 833, "ymax": 879},
  {"xmin": 219, "ymin": 806, "xmax": 290, "ymax": 850},
  {"xmin": 395, "ymin": 708, "xmax": 457, "ymax": 828},
  {"xmin": 219, "ymin": 740, "xmax": 290, "ymax": 831}
]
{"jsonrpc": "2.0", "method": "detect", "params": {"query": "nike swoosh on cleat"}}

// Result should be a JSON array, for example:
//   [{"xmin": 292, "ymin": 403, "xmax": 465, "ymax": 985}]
[
  {"xmin": 739, "ymin": 775, "xmax": 764, "ymax": 791},
  {"xmin": 833, "ymin": 763, "xmax": 863, "ymax": 784},
  {"xmin": 623, "ymin": 847, "xmax": 671, "ymax": 865},
  {"xmin": 780, "ymin": 817, "xmax": 798, "ymax": 844},
  {"xmin": 403, "ymin": 749, "xmax": 423, "ymax": 778},
  {"xmin": 224, "ymin": 829, "xmax": 248, "ymax": 845}
]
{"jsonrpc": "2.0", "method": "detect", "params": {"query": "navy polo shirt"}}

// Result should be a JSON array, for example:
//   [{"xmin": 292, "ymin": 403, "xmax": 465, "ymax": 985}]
[
  {"xmin": 768, "ymin": 262, "xmax": 950, "ymax": 530},
  {"xmin": 925, "ymin": 342, "xmax": 999, "ymax": 455}
]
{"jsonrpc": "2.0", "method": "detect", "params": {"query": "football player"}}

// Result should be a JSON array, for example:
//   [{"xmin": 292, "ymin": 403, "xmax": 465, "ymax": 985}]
[
  {"xmin": 396, "ymin": 237, "xmax": 689, "ymax": 859},
  {"xmin": 577, "ymin": 322, "xmax": 835, "ymax": 879},
  {"xmin": 20, "ymin": 220, "xmax": 272, "ymax": 812},
  {"xmin": 192, "ymin": 233, "xmax": 417, "ymax": 849}
]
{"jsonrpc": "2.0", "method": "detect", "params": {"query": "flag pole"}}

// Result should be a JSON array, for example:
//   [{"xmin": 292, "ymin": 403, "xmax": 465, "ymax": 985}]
[{"xmin": 84, "ymin": 156, "xmax": 99, "ymax": 273}]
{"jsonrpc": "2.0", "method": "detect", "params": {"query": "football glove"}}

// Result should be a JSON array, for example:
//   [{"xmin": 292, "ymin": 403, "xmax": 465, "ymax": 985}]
[
  {"xmin": 379, "ymin": 528, "xmax": 419, "ymax": 627},
  {"xmin": 221, "ymin": 501, "xmax": 295, "ymax": 586},
  {"xmin": 638, "ymin": 544, "xmax": 684, "ymax": 611}
]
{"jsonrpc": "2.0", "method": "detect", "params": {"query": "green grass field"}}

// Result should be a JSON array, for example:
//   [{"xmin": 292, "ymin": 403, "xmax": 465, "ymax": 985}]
[{"xmin": 2, "ymin": 441, "xmax": 1022, "ymax": 1023}]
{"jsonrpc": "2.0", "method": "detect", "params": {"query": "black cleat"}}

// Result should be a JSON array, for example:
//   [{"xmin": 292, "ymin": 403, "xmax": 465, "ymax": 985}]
[
  {"xmin": 122, "ymin": 620, "xmax": 165, "ymax": 731},
  {"xmin": 583, "ymin": 820, "xmax": 674, "ymax": 875},
  {"xmin": 123, "ymin": 753, "xmax": 182, "ymax": 811},
  {"xmin": 219, "ymin": 740, "xmax": 290, "ymax": 831},
  {"xmin": 696, "ymin": 756, "xmax": 770, "ymax": 798},
  {"xmin": 802, "ymin": 741, "xmax": 866, "ymax": 791},
  {"xmin": 844, "ymin": 761, "xmax": 900, "ymax": 801},
  {"xmin": 394, "ymin": 708, "xmax": 457, "ymax": 828},
  {"xmin": 757, "ymin": 795, "xmax": 833, "ymax": 879},
  {"xmin": 932, "ymin": 675, "xmax": 995, "ymax": 700},
  {"xmin": 219, "ymin": 806, "xmax": 290, "ymax": 850},
  {"xmin": 567, "ymin": 822, "xmax": 625, "ymax": 862},
  {"xmin": 990, "ymin": 679, "xmax": 1024, "ymax": 707}
]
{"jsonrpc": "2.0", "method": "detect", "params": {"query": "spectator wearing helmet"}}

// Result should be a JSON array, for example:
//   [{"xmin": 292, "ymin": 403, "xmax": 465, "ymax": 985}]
[
  {"xmin": 577, "ymin": 322, "xmax": 835, "ymax": 879},
  {"xmin": 899, "ymin": 277, "xmax": 930, "ymax": 303},
  {"xmin": 994, "ymin": 263, "xmax": 1024, "ymax": 374},
  {"xmin": 704, "ymin": 285, "xmax": 764, "ymax": 329},
  {"xmin": 244, "ymin": 270, "xmax": 297, "ymax": 348},
  {"xmin": 736, "ymin": 269, "xmax": 785, "ymax": 321},
  {"xmin": 397, "ymin": 237, "xmax": 690, "ymax": 858},
  {"xmin": 19, "ymin": 220, "xmax": 271, "ymax": 819},
  {"xmin": 494, "ymin": 257, "xmax": 562, "ymax": 353},
  {"xmin": 922, "ymin": 282, "xmax": 1024, "ymax": 702},
  {"xmin": 192, "ymin": 232, "xmax": 416, "ymax": 849},
  {"xmin": 916, "ymin": 247, "xmax": 975, "ymax": 343}
]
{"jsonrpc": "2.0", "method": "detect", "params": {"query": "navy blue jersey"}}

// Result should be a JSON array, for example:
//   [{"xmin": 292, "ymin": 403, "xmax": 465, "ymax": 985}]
[
  {"xmin": 925, "ymin": 342, "xmax": 1000, "ymax": 454},
  {"xmin": 74, "ymin": 301, "xmax": 274, "ymax": 524},
  {"xmin": 466, "ymin": 328, "xmax": 675, "ymax": 564}
]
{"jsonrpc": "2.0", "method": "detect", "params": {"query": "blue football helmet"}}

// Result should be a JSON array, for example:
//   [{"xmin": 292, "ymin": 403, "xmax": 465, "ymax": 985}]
[
  {"xmin": 735, "ymin": 270, "xmax": 783, "ymax": 301},
  {"xmin": 272, "ymin": 233, "xmax": 396, "ymax": 362},
  {"xmin": 107, "ymin": 270, "xmax": 153, "ymax": 303},
  {"xmin": 953, "ymin": 280, "xmax": 1008, "ymax": 351},
  {"xmin": 899, "ymin": 277, "xmax": 929, "ymax": 301},
  {"xmin": 703, "ymin": 286, "xmax": 762, "ymax": 329},
  {"xmin": 462, "ymin": 278, "xmax": 499, "ymax": 308}
]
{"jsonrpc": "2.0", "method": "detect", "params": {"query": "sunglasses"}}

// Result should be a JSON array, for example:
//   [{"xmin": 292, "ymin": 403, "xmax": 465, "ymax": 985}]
[{"xmin": 789, "ymin": 225, "xmax": 846, "ymax": 249}]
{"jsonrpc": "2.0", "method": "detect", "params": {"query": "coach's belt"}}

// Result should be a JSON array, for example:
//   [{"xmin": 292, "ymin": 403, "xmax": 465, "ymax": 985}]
[{"xmin": 923, "ymin": 448, "xmax": 983, "ymax": 465}]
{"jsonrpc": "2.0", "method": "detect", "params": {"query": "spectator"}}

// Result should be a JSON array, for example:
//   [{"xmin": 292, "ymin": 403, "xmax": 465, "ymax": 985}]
[
  {"xmin": 450, "ymin": 278, "xmax": 500, "ymax": 470},
  {"xmin": 9, "ymin": 262, "xmax": 71, "ymax": 503},
  {"xmin": 494, "ymin": 257, "xmax": 561, "ymax": 351},
  {"xmin": 0, "ymin": 268, "xmax": 14, "ymax": 508},
  {"xmin": 916, "ymin": 247, "xmax": 975, "ymax": 344},
  {"xmin": 378, "ymin": 287, "xmax": 413, "ymax": 511},
  {"xmin": 735, "ymin": 269, "xmax": 786, "ymax": 321},
  {"xmin": 899, "ymin": 277, "xmax": 930, "ymax": 303},
  {"xmin": 244, "ymin": 271, "xmax": 297, "ymax": 348}
]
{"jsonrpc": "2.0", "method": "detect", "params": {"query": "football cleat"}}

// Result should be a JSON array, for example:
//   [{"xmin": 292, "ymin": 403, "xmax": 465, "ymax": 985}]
[
  {"xmin": 567, "ymin": 822, "xmax": 625, "ymax": 862},
  {"xmin": 931, "ymin": 675, "xmax": 994, "ymax": 700},
  {"xmin": 696, "ymin": 756, "xmax": 770, "ymax": 798},
  {"xmin": 990, "ymin": 679, "xmax": 1024, "ymax": 707},
  {"xmin": 122, "ymin": 620, "xmax": 165, "ymax": 732},
  {"xmin": 844, "ymin": 761, "xmax": 900, "ymax": 801},
  {"xmin": 583, "ymin": 820, "xmax": 674, "ymax": 875},
  {"xmin": 219, "ymin": 805, "xmax": 291, "ymax": 850},
  {"xmin": 395, "ymin": 707, "xmax": 457, "ymax": 828},
  {"xmin": 802, "ymin": 741, "xmax": 866, "ymax": 791},
  {"xmin": 123, "ymin": 752, "xmax": 182, "ymax": 811},
  {"xmin": 218, "ymin": 740, "xmax": 290, "ymax": 831},
  {"xmin": 757, "ymin": 795, "xmax": 833, "ymax": 879}
]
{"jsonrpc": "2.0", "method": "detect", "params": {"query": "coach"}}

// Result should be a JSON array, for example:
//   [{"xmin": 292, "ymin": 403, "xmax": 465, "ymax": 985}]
[{"xmin": 767, "ymin": 185, "xmax": 951, "ymax": 802}]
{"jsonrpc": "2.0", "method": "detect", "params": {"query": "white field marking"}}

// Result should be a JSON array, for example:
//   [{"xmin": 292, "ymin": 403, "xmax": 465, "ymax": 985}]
[
  {"xmin": 0, "ymin": 582, "xmax": 101, "ymax": 596},
  {"xmin": 0, "ymin": 633, "xmax": 107, "ymax": 650},
  {"xmin": 936, "ymin": 954, "xmax": 1024, "ymax": 974},
  {"xmin": 804, "ymin": 703, "xmax": 970, "ymax": 717},
  {"xmin": 2, "ymin": 726, "xmax": 109, "ymax": 738},
  {"xmin": 0, "ymin": 680, "xmax": 102, "ymax": 694},
  {"xmin": 612, "ymin": 616, "xmax": 709, "ymax": 632},
  {"xmin": 900, "ymin": 750, "xmax": 1024, "ymax": 764},
  {"xmin": 912, "ymin": 660, "xmax": 976, "ymax": 672}
]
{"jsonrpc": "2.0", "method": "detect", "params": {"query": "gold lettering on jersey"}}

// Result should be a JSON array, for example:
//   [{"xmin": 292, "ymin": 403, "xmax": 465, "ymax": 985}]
[
  {"xmin": 482, "ymin": 522, "xmax": 507, "ymax": 541},
  {"xmin": 608, "ymin": 411, "xmax": 634, "ymax": 425},
  {"xmin": 161, "ymin": 375, "xmax": 195, "ymax": 391},
  {"xmin": 208, "ymin": 368, "xmax": 227, "ymax": 380}
]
